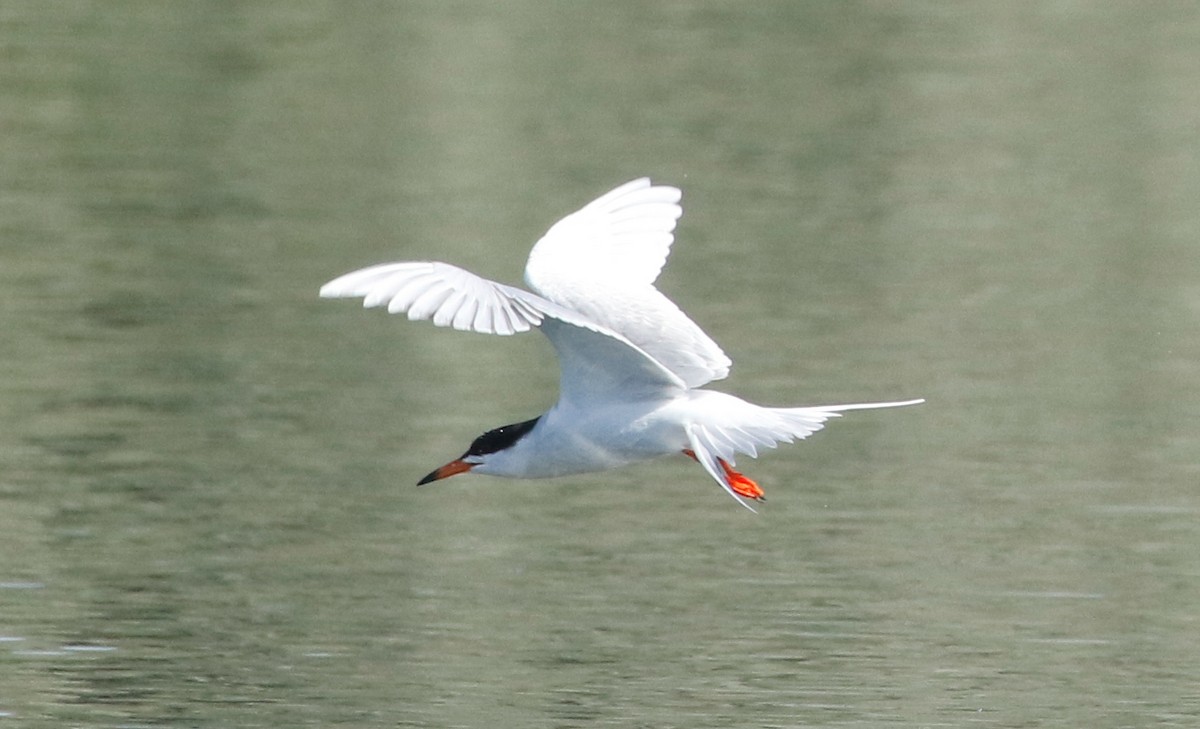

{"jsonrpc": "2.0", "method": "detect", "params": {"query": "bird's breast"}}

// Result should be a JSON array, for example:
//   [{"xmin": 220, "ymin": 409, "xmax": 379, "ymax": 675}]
[{"xmin": 480, "ymin": 400, "xmax": 687, "ymax": 479}]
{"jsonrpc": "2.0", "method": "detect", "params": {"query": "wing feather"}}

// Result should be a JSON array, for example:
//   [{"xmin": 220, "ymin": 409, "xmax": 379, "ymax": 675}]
[
  {"xmin": 526, "ymin": 178, "xmax": 681, "ymax": 291},
  {"xmin": 320, "ymin": 179, "xmax": 737, "ymax": 393},
  {"xmin": 524, "ymin": 179, "xmax": 732, "ymax": 388},
  {"xmin": 321, "ymin": 262, "xmax": 542, "ymax": 334},
  {"xmin": 319, "ymin": 260, "xmax": 689, "ymax": 401}
]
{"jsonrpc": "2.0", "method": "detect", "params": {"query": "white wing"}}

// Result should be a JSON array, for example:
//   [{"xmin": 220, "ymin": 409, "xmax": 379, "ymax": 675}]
[
  {"xmin": 528, "ymin": 178, "xmax": 682, "ymax": 287},
  {"xmin": 319, "ymin": 260, "xmax": 687, "ymax": 401},
  {"xmin": 539, "ymin": 318, "xmax": 685, "ymax": 404},
  {"xmin": 320, "ymin": 261, "xmax": 543, "ymax": 335},
  {"xmin": 524, "ymin": 178, "xmax": 732, "ymax": 389}
]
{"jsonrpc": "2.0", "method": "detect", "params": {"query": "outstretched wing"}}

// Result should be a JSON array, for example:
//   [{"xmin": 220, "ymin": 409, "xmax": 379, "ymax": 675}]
[
  {"xmin": 320, "ymin": 261, "xmax": 543, "ymax": 335},
  {"xmin": 527, "ymin": 178, "xmax": 684, "ymax": 288},
  {"xmin": 319, "ymin": 260, "xmax": 687, "ymax": 401},
  {"xmin": 524, "ymin": 179, "xmax": 732, "ymax": 389}
]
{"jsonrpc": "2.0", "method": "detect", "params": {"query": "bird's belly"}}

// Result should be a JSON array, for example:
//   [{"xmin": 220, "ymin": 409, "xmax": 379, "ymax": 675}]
[{"xmin": 516, "ymin": 404, "xmax": 687, "ymax": 478}]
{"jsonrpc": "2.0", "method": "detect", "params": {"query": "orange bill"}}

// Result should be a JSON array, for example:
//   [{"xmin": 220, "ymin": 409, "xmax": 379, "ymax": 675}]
[{"xmin": 417, "ymin": 458, "xmax": 473, "ymax": 485}]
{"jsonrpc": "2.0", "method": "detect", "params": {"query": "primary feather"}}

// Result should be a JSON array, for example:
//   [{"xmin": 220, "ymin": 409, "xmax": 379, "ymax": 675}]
[{"xmin": 525, "ymin": 178, "xmax": 731, "ymax": 388}]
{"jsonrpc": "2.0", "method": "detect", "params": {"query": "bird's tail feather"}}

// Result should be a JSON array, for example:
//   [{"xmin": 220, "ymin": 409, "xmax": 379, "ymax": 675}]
[
  {"xmin": 802, "ymin": 398, "xmax": 926, "ymax": 414},
  {"xmin": 686, "ymin": 398, "xmax": 923, "ymax": 509},
  {"xmin": 765, "ymin": 398, "xmax": 925, "ymax": 451}
]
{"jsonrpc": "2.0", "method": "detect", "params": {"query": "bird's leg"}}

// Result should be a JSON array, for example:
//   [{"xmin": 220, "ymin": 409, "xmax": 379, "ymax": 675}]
[{"xmin": 682, "ymin": 449, "xmax": 766, "ymax": 501}]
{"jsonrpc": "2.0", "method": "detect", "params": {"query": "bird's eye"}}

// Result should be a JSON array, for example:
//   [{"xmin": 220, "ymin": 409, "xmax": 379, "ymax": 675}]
[{"xmin": 464, "ymin": 417, "xmax": 541, "ymax": 457}]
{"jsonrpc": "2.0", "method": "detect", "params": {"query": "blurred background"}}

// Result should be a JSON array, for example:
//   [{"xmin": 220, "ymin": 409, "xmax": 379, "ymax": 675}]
[{"xmin": 2, "ymin": 2, "xmax": 1198, "ymax": 727}]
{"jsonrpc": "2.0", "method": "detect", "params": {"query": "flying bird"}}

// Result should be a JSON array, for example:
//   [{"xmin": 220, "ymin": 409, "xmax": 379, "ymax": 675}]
[{"xmin": 319, "ymin": 179, "xmax": 921, "ymax": 509}]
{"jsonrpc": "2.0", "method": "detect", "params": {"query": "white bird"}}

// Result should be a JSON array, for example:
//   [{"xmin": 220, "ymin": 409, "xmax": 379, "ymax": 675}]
[{"xmin": 319, "ymin": 178, "xmax": 922, "ymax": 510}]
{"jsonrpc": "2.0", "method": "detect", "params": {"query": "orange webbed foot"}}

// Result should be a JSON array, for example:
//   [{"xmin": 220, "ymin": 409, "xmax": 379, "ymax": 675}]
[
  {"xmin": 682, "ymin": 449, "xmax": 766, "ymax": 501},
  {"xmin": 722, "ymin": 463, "xmax": 765, "ymax": 501}
]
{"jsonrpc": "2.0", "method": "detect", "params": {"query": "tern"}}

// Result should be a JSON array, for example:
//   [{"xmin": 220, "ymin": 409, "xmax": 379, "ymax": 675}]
[{"xmin": 320, "ymin": 178, "xmax": 922, "ymax": 509}]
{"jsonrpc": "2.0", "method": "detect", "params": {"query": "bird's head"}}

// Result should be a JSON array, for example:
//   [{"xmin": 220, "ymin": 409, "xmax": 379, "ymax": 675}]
[{"xmin": 417, "ymin": 416, "xmax": 541, "ymax": 484}]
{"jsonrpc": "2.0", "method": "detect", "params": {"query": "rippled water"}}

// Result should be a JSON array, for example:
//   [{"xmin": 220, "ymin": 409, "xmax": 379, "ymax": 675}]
[{"xmin": 3, "ymin": 3, "xmax": 1199, "ymax": 727}]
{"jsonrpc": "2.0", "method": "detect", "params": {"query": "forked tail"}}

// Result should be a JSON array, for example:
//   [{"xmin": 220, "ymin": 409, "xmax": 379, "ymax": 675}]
[
  {"xmin": 805, "ymin": 398, "xmax": 926, "ymax": 413},
  {"xmin": 685, "ymin": 398, "xmax": 924, "ymax": 510},
  {"xmin": 766, "ymin": 398, "xmax": 924, "ymax": 446}
]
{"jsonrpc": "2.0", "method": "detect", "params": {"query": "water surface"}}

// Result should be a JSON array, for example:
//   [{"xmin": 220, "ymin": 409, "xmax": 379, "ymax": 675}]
[{"xmin": 2, "ymin": 3, "xmax": 1199, "ymax": 727}]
